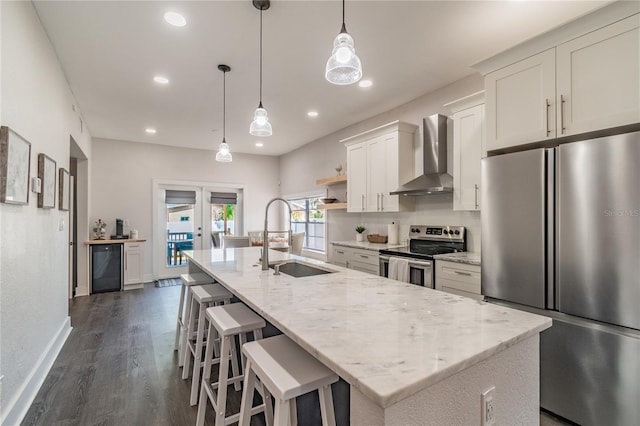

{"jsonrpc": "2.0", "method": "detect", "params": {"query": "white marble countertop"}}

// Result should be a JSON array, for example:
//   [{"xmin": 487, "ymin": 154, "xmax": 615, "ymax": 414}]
[
  {"xmin": 433, "ymin": 252, "xmax": 481, "ymax": 266},
  {"xmin": 331, "ymin": 240, "xmax": 406, "ymax": 251},
  {"xmin": 185, "ymin": 247, "xmax": 550, "ymax": 408}
]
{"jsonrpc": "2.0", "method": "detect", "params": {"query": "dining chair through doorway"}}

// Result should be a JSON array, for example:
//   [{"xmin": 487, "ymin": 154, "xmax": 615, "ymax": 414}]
[
  {"xmin": 290, "ymin": 232, "xmax": 305, "ymax": 255},
  {"xmin": 221, "ymin": 235, "xmax": 250, "ymax": 249}
]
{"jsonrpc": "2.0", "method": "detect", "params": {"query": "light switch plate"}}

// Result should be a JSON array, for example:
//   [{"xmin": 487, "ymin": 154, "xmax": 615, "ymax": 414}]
[{"xmin": 31, "ymin": 177, "xmax": 42, "ymax": 193}]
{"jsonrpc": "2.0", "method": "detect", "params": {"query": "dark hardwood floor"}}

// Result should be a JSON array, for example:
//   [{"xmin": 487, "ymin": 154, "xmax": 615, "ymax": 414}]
[{"xmin": 22, "ymin": 283, "xmax": 242, "ymax": 426}]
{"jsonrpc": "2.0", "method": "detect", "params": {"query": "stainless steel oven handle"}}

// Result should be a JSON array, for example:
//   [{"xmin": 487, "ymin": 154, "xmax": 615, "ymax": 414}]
[{"xmin": 408, "ymin": 259, "xmax": 432, "ymax": 268}]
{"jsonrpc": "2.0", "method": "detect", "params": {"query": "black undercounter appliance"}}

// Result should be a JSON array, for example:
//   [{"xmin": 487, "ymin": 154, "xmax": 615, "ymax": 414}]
[
  {"xmin": 482, "ymin": 130, "xmax": 640, "ymax": 426},
  {"xmin": 379, "ymin": 225, "xmax": 466, "ymax": 288},
  {"xmin": 90, "ymin": 243, "xmax": 123, "ymax": 293}
]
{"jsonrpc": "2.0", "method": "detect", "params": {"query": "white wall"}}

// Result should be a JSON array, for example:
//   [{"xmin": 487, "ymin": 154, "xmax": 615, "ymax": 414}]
[
  {"xmin": 89, "ymin": 137, "xmax": 280, "ymax": 286},
  {"xmin": 0, "ymin": 2, "xmax": 91, "ymax": 424},
  {"xmin": 280, "ymin": 74, "xmax": 483, "ymax": 253}
]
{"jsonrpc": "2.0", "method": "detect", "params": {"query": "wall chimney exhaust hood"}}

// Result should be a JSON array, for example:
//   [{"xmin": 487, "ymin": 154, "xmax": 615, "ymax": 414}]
[{"xmin": 391, "ymin": 114, "xmax": 452, "ymax": 196}]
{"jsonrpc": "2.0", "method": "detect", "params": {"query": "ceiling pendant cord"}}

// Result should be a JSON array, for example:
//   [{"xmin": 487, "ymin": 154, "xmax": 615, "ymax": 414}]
[
  {"xmin": 216, "ymin": 64, "xmax": 232, "ymax": 162},
  {"xmin": 250, "ymin": 0, "xmax": 272, "ymax": 137},
  {"xmin": 259, "ymin": 7, "xmax": 263, "ymax": 109},
  {"xmin": 325, "ymin": 0, "xmax": 362, "ymax": 85}
]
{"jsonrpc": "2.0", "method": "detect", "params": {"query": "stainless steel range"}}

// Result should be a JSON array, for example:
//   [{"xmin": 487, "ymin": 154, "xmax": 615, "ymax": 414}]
[{"xmin": 379, "ymin": 225, "xmax": 466, "ymax": 288}]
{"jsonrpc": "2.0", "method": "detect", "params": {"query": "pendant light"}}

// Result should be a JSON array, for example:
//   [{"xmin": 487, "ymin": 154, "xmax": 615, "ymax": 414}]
[
  {"xmin": 325, "ymin": 0, "xmax": 362, "ymax": 85},
  {"xmin": 216, "ymin": 64, "xmax": 232, "ymax": 163},
  {"xmin": 249, "ymin": 0, "xmax": 272, "ymax": 137}
]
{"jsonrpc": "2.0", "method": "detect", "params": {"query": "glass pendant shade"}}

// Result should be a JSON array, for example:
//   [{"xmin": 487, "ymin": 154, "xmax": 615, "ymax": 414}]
[
  {"xmin": 250, "ymin": 106, "xmax": 272, "ymax": 136},
  {"xmin": 215, "ymin": 140, "xmax": 232, "ymax": 162},
  {"xmin": 326, "ymin": 31, "xmax": 362, "ymax": 85}
]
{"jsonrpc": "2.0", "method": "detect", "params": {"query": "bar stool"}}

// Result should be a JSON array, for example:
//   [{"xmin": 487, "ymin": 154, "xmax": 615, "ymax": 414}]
[
  {"xmin": 196, "ymin": 303, "xmax": 268, "ymax": 426},
  {"xmin": 238, "ymin": 334, "xmax": 339, "ymax": 426},
  {"xmin": 174, "ymin": 273, "xmax": 215, "ymax": 365},
  {"xmin": 182, "ymin": 283, "xmax": 234, "ymax": 406}
]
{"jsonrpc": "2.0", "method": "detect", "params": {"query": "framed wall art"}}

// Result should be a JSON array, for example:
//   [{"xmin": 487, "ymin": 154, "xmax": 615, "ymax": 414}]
[
  {"xmin": 0, "ymin": 126, "xmax": 31, "ymax": 205},
  {"xmin": 59, "ymin": 168, "xmax": 70, "ymax": 211},
  {"xmin": 38, "ymin": 153, "xmax": 56, "ymax": 209}
]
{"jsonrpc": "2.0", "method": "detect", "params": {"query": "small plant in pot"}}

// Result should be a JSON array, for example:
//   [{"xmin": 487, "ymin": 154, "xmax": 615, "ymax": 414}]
[{"xmin": 355, "ymin": 226, "xmax": 366, "ymax": 242}]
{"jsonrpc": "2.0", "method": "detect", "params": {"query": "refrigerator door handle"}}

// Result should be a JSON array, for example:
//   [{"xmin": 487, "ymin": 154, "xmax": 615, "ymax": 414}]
[{"xmin": 546, "ymin": 148, "xmax": 556, "ymax": 310}]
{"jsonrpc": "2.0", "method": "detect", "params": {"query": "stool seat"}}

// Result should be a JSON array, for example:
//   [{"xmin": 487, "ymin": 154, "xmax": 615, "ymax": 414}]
[
  {"xmin": 191, "ymin": 283, "xmax": 233, "ymax": 304},
  {"xmin": 206, "ymin": 303, "xmax": 266, "ymax": 336},
  {"xmin": 242, "ymin": 335, "xmax": 338, "ymax": 401},
  {"xmin": 182, "ymin": 272, "xmax": 215, "ymax": 286}
]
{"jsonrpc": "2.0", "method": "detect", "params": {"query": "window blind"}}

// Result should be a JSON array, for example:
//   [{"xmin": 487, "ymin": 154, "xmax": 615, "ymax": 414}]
[
  {"xmin": 165, "ymin": 190, "xmax": 196, "ymax": 204},
  {"xmin": 210, "ymin": 192, "xmax": 237, "ymax": 205}
]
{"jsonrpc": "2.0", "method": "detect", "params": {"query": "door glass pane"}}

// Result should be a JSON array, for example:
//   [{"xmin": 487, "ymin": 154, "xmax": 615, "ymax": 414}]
[
  {"xmin": 211, "ymin": 204, "xmax": 235, "ymax": 248},
  {"xmin": 166, "ymin": 203, "xmax": 194, "ymax": 267}
]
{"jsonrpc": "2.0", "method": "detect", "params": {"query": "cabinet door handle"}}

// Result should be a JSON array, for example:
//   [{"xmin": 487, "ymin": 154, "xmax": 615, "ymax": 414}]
[
  {"xmin": 336, "ymin": 250, "xmax": 344, "ymax": 254},
  {"xmin": 359, "ymin": 254, "xmax": 369, "ymax": 259},
  {"xmin": 376, "ymin": 193, "xmax": 380, "ymax": 211},
  {"xmin": 454, "ymin": 270, "xmax": 472, "ymax": 276},
  {"xmin": 560, "ymin": 94, "xmax": 566, "ymax": 134},
  {"xmin": 361, "ymin": 194, "xmax": 365, "ymax": 211},
  {"xmin": 474, "ymin": 184, "xmax": 479, "ymax": 209},
  {"xmin": 545, "ymin": 98, "xmax": 551, "ymax": 136},
  {"xmin": 380, "ymin": 193, "xmax": 384, "ymax": 211}
]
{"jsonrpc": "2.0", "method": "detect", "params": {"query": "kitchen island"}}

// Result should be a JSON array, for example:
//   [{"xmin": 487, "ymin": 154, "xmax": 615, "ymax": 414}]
[{"xmin": 185, "ymin": 248, "xmax": 551, "ymax": 425}]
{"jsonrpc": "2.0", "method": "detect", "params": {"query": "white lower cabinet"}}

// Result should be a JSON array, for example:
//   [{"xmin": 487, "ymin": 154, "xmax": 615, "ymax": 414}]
[
  {"xmin": 330, "ymin": 244, "xmax": 379, "ymax": 276},
  {"xmin": 435, "ymin": 260, "xmax": 482, "ymax": 301},
  {"xmin": 124, "ymin": 242, "xmax": 144, "ymax": 289},
  {"xmin": 349, "ymin": 249, "xmax": 379, "ymax": 275},
  {"xmin": 331, "ymin": 245, "xmax": 353, "ymax": 268}
]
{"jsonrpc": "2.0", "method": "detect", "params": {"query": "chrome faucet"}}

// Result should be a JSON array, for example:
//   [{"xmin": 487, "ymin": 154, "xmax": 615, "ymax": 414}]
[{"xmin": 262, "ymin": 197, "xmax": 292, "ymax": 270}]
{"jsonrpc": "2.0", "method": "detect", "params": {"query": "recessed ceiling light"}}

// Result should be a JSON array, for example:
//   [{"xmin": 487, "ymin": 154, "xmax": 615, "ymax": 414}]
[
  {"xmin": 164, "ymin": 11, "xmax": 186, "ymax": 27},
  {"xmin": 307, "ymin": 111, "xmax": 319, "ymax": 118},
  {"xmin": 358, "ymin": 79, "xmax": 373, "ymax": 88},
  {"xmin": 145, "ymin": 128, "xmax": 157, "ymax": 134},
  {"xmin": 255, "ymin": 142, "xmax": 264, "ymax": 147},
  {"xmin": 153, "ymin": 76, "xmax": 169, "ymax": 84}
]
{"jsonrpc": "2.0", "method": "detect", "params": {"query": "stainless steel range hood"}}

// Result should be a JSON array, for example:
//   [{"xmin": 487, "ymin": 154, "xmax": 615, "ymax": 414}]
[{"xmin": 391, "ymin": 114, "xmax": 453, "ymax": 196}]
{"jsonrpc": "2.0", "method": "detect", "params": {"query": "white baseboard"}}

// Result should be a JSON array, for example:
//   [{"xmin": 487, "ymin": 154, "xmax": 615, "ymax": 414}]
[{"xmin": 0, "ymin": 317, "xmax": 72, "ymax": 426}]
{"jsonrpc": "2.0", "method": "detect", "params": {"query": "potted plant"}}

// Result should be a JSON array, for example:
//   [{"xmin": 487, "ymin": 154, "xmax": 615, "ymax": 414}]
[{"xmin": 355, "ymin": 225, "xmax": 366, "ymax": 242}]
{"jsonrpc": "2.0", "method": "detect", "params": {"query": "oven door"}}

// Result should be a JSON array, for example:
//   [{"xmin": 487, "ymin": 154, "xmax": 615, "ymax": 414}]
[{"xmin": 379, "ymin": 255, "xmax": 434, "ymax": 288}]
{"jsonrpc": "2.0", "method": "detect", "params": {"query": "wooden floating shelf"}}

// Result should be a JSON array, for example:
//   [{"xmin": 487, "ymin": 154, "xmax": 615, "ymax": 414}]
[
  {"xmin": 318, "ymin": 202, "xmax": 347, "ymax": 210},
  {"xmin": 315, "ymin": 175, "xmax": 347, "ymax": 186}
]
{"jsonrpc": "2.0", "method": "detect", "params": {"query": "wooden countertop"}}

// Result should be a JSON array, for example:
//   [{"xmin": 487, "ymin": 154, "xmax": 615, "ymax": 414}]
[{"xmin": 84, "ymin": 239, "xmax": 146, "ymax": 245}]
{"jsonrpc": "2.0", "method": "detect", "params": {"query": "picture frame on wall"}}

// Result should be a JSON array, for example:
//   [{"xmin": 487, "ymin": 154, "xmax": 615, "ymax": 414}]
[
  {"xmin": 59, "ymin": 168, "xmax": 70, "ymax": 211},
  {"xmin": 38, "ymin": 153, "xmax": 56, "ymax": 209},
  {"xmin": 0, "ymin": 126, "xmax": 32, "ymax": 205}
]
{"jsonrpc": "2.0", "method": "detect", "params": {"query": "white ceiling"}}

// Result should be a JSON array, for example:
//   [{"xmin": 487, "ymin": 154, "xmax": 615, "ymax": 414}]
[{"xmin": 33, "ymin": 0, "xmax": 610, "ymax": 157}]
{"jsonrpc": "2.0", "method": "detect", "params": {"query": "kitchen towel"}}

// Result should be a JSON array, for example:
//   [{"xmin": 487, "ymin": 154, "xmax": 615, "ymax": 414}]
[
  {"xmin": 388, "ymin": 257, "xmax": 410, "ymax": 282},
  {"xmin": 388, "ymin": 222, "xmax": 399, "ymax": 245}
]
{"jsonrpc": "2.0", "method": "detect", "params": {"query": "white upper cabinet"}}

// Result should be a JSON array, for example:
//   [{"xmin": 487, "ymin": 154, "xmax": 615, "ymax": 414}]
[
  {"xmin": 343, "ymin": 121, "xmax": 416, "ymax": 213},
  {"xmin": 485, "ymin": 49, "xmax": 556, "ymax": 151},
  {"xmin": 482, "ymin": 10, "xmax": 640, "ymax": 152},
  {"xmin": 556, "ymin": 15, "xmax": 640, "ymax": 136},
  {"xmin": 346, "ymin": 142, "xmax": 367, "ymax": 212},
  {"xmin": 446, "ymin": 91, "xmax": 485, "ymax": 211}
]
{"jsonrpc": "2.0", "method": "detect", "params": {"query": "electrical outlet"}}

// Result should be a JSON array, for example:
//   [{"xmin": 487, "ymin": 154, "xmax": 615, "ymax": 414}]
[{"xmin": 481, "ymin": 386, "xmax": 495, "ymax": 426}]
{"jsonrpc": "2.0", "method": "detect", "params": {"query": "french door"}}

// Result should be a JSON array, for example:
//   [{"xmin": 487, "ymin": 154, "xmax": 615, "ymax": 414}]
[{"xmin": 154, "ymin": 181, "xmax": 243, "ymax": 279}]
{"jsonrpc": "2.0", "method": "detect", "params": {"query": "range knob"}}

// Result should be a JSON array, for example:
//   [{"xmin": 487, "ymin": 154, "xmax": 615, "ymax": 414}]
[
  {"xmin": 411, "ymin": 228, "xmax": 418, "ymax": 233},
  {"xmin": 443, "ymin": 229, "xmax": 449, "ymax": 235},
  {"xmin": 454, "ymin": 230, "xmax": 460, "ymax": 235}
]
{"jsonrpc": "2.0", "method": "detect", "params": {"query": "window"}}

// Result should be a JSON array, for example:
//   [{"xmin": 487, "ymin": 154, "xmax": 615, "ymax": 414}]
[{"xmin": 288, "ymin": 195, "xmax": 325, "ymax": 252}]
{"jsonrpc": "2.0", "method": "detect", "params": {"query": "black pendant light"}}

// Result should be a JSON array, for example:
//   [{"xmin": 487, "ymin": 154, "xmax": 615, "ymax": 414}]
[
  {"xmin": 250, "ymin": 0, "xmax": 272, "ymax": 136},
  {"xmin": 216, "ymin": 64, "xmax": 232, "ymax": 162},
  {"xmin": 325, "ymin": 0, "xmax": 362, "ymax": 85}
]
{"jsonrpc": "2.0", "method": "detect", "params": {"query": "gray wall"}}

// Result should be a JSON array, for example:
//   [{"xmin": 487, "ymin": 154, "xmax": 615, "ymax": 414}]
[
  {"xmin": 280, "ymin": 73, "xmax": 483, "ymax": 253},
  {"xmin": 90, "ymin": 137, "xmax": 281, "ymax": 286}
]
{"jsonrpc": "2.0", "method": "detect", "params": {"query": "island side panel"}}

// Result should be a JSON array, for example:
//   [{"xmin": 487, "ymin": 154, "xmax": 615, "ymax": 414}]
[{"xmin": 350, "ymin": 334, "xmax": 540, "ymax": 425}]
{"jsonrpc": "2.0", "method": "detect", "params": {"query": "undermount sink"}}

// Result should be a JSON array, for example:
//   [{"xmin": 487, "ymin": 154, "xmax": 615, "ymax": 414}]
[{"xmin": 269, "ymin": 261, "xmax": 335, "ymax": 278}]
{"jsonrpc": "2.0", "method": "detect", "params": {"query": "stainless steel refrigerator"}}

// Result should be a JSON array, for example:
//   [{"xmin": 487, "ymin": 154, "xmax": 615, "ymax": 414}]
[{"xmin": 481, "ymin": 131, "xmax": 640, "ymax": 426}]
